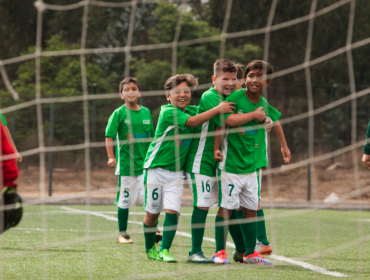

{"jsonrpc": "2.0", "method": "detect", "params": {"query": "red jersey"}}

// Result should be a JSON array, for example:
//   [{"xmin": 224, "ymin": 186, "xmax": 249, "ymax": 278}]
[{"xmin": 0, "ymin": 124, "xmax": 18, "ymax": 188}]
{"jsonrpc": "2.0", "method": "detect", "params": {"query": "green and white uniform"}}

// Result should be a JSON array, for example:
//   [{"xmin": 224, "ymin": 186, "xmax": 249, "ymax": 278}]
[
  {"xmin": 105, "ymin": 105, "xmax": 154, "ymax": 208},
  {"xmin": 252, "ymin": 96, "xmax": 281, "ymax": 199},
  {"xmin": 217, "ymin": 89, "xmax": 259, "ymax": 210},
  {"xmin": 144, "ymin": 104, "xmax": 197, "ymax": 214},
  {"xmin": 185, "ymin": 87, "xmax": 226, "ymax": 207}
]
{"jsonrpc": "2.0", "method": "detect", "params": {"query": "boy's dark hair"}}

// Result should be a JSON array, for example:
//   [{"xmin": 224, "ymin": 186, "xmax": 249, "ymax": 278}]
[
  {"xmin": 119, "ymin": 77, "xmax": 141, "ymax": 93},
  {"xmin": 245, "ymin": 60, "xmax": 273, "ymax": 78},
  {"xmin": 164, "ymin": 74, "xmax": 198, "ymax": 93},
  {"xmin": 213, "ymin": 59, "xmax": 237, "ymax": 77},
  {"xmin": 235, "ymin": 63, "xmax": 245, "ymax": 80}
]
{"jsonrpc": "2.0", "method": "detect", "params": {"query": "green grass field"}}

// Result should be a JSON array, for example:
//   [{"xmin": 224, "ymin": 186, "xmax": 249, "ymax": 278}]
[{"xmin": 1, "ymin": 205, "xmax": 370, "ymax": 279}]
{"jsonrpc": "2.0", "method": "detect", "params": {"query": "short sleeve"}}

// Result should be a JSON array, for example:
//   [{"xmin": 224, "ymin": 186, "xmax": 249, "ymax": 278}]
[
  {"xmin": 105, "ymin": 110, "xmax": 120, "ymax": 138},
  {"xmin": 162, "ymin": 106, "xmax": 190, "ymax": 130},
  {"xmin": 266, "ymin": 103, "xmax": 281, "ymax": 122},
  {"xmin": 200, "ymin": 92, "xmax": 226, "ymax": 127}
]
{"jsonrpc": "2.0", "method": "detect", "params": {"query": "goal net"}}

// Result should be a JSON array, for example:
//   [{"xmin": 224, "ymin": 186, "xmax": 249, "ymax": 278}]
[{"xmin": 0, "ymin": 0, "xmax": 369, "ymax": 278}]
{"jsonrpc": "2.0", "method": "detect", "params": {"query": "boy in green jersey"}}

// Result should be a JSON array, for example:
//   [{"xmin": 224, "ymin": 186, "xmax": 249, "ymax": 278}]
[
  {"xmin": 214, "ymin": 60, "xmax": 290, "ymax": 265},
  {"xmin": 105, "ymin": 77, "xmax": 156, "ymax": 244},
  {"xmin": 362, "ymin": 117, "xmax": 370, "ymax": 170},
  {"xmin": 0, "ymin": 111, "xmax": 22, "ymax": 163},
  {"xmin": 184, "ymin": 59, "xmax": 266, "ymax": 263},
  {"xmin": 242, "ymin": 60, "xmax": 290, "ymax": 257},
  {"xmin": 143, "ymin": 74, "xmax": 235, "ymax": 263},
  {"xmin": 225, "ymin": 63, "xmax": 273, "ymax": 263}
]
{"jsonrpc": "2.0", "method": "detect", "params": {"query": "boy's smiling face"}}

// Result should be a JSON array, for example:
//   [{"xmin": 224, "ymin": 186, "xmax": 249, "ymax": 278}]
[
  {"xmin": 212, "ymin": 72, "xmax": 237, "ymax": 96},
  {"xmin": 121, "ymin": 82, "xmax": 141, "ymax": 102},
  {"xmin": 166, "ymin": 81, "xmax": 191, "ymax": 111},
  {"xmin": 245, "ymin": 69, "xmax": 271, "ymax": 95}
]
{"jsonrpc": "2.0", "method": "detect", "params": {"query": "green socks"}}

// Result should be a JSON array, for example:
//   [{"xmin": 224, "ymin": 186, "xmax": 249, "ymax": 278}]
[
  {"xmin": 190, "ymin": 207, "xmax": 208, "ymax": 255},
  {"xmin": 228, "ymin": 209, "xmax": 245, "ymax": 253},
  {"xmin": 239, "ymin": 213, "xmax": 257, "ymax": 256},
  {"xmin": 143, "ymin": 222, "xmax": 157, "ymax": 252},
  {"xmin": 160, "ymin": 213, "xmax": 179, "ymax": 251},
  {"xmin": 215, "ymin": 215, "xmax": 229, "ymax": 252},
  {"xmin": 257, "ymin": 209, "xmax": 269, "ymax": 245},
  {"xmin": 117, "ymin": 207, "xmax": 129, "ymax": 233}
]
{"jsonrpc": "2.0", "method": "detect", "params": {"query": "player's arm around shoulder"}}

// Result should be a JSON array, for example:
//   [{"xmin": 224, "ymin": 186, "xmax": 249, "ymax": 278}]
[
  {"xmin": 185, "ymin": 101, "xmax": 235, "ymax": 127},
  {"xmin": 224, "ymin": 106, "xmax": 265, "ymax": 127}
]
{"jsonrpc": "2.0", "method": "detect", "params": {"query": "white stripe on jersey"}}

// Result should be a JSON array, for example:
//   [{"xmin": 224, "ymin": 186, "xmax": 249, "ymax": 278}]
[
  {"xmin": 218, "ymin": 127, "xmax": 229, "ymax": 170},
  {"xmin": 265, "ymin": 130, "xmax": 268, "ymax": 166},
  {"xmin": 115, "ymin": 133, "xmax": 120, "ymax": 176},
  {"xmin": 192, "ymin": 121, "xmax": 209, "ymax": 174},
  {"xmin": 144, "ymin": 125, "xmax": 175, "ymax": 169}
]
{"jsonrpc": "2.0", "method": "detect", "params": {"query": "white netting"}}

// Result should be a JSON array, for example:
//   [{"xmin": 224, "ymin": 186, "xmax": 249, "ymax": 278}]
[{"xmin": 0, "ymin": 0, "xmax": 369, "ymax": 278}]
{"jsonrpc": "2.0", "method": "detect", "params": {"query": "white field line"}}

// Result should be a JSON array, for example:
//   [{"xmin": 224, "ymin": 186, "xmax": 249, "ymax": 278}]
[
  {"xmin": 13, "ymin": 227, "xmax": 109, "ymax": 233},
  {"xmin": 61, "ymin": 206, "xmax": 348, "ymax": 278},
  {"xmin": 24, "ymin": 211, "xmax": 213, "ymax": 216}
]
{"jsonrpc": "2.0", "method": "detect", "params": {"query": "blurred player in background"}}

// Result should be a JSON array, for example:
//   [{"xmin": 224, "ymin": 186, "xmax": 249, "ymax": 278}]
[
  {"xmin": 143, "ymin": 74, "xmax": 235, "ymax": 263},
  {"xmin": 105, "ymin": 77, "xmax": 161, "ymax": 244},
  {"xmin": 0, "ymin": 123, "xmax": 22, "ymax": 234},
  {"xmin": 362, "ymin": 117, "xmax": 370, "ymax": 170},
  {"xmin": 0, "ymin": 111, "xmax": 22, "ymax": 163}
]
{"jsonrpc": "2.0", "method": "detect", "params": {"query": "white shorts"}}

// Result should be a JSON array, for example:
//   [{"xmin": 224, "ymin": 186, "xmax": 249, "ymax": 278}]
[
  {"xmin": 115, "ymin": 175, "xmax": 145, "ymax": 209},
  {"xmin": 217, "ymin": 169, "xmax": 258, "ymax": 211},
  {"xmin": 143, "ymin": 168, "xmax": 184, "ymax": 214},
  {"xmin": 256, "ymin": 168, "xmax": 262, "ymax": 200},
  {"xmin": 186, "ymin": 173, "xmax": 218, "ymax": 208}
]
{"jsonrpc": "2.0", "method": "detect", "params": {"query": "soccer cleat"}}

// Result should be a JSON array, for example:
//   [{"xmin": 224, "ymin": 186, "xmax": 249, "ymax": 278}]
[
  {"xmin": 243, "ymin": 250, "xmax": 272, "ymax": 265},
  {"xmin": 147, "ymin": 244, "xmax": 158, "ymax": 260},
  {"xmin": 187, "ymin": 251, "xmax": 213, "ymax": 263},
  {"xmin": 156, "ymin": 249, "xmax": 177, "ymax": 262},
  {"xmin": 117, "ymin": 234, "xmax": 133, "ymax": 244},
  {"xmin": 155, "ymin": 231, "xmax": 163, "ymax": 244},
  {"xmin": 232, "ymin": 250, "xmax": 243, "ymax": 263},
  {"xmin": 255, "ymin": 241, "xmax": 272, "ymax": 255},
  {"xmin": 212, "ymin": 250, "xmax": 231, "ymax": 264}
]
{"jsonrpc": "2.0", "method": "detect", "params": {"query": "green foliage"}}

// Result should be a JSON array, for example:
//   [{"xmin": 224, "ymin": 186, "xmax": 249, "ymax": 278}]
[
  {"xmin": 225, "ymin": 44, "xmax": 263, "ymax": 65},
  {"xmin": 133, "ymin": 2, "xmax": 223, "ymax": 84},
  {"xmin": 0, "ymin": 34, "xmax": 118, "ymax": 147}
]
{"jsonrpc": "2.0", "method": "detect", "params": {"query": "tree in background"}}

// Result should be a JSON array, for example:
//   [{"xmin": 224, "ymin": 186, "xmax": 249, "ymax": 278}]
[{"xmin": 0, "ymin": 34, "xmax": 118, "ymax": 150}]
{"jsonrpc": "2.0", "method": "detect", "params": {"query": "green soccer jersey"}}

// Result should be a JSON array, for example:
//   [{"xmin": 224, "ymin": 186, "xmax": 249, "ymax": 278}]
[
  {"xmin": 185, "ymin": 87, "xmax": 227, "ymax": 177},
  {"xmin": 0, "ymin": 111, "xmax": 7, "ymax": 126},
  {"xmin": 105, "ymin": 105, "xmax": 154, "ymax": 176},
  {"xmin": 144, "ymin": 104, "xmax": 198, "ymax": 172},
  {"xmin": 254, "ymin": 96, "xmax": 281, "ymax": 169},
  {"xmin": 218, "ymin": 89, "xmax": 259, "ymax": 174}
]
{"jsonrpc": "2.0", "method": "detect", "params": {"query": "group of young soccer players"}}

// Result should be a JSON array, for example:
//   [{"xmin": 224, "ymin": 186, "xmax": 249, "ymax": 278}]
[{"xmin": 105, "ymin": 58, "xmax": 291, "ymax": 265}]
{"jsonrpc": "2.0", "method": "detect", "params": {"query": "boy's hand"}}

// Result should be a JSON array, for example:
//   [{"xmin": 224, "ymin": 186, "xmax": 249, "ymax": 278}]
[
  {"xmin": 362, "ymin": 154, "xmax": 370, "ymax": 170},
  {"xmin": 108, "ymin": 157, "xmax": 116, "ymax": 168},
  {"xmin": 217, "ymin": 101, "xmax": 236, "ymax": 114},
  {"xmin": 264, "ymin": 117, "xmax": 273, "ymax": 132},
  {"xmin": 281, "ymin": 146, "xmax": 291, "ymax": 164},
  {"xmin": 254, "ymin": 107, "xmax": 266, "ymax": 122},
  {"xmin": 214, "ymin": 150, "xmax": 223, "ymax": 162}
]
